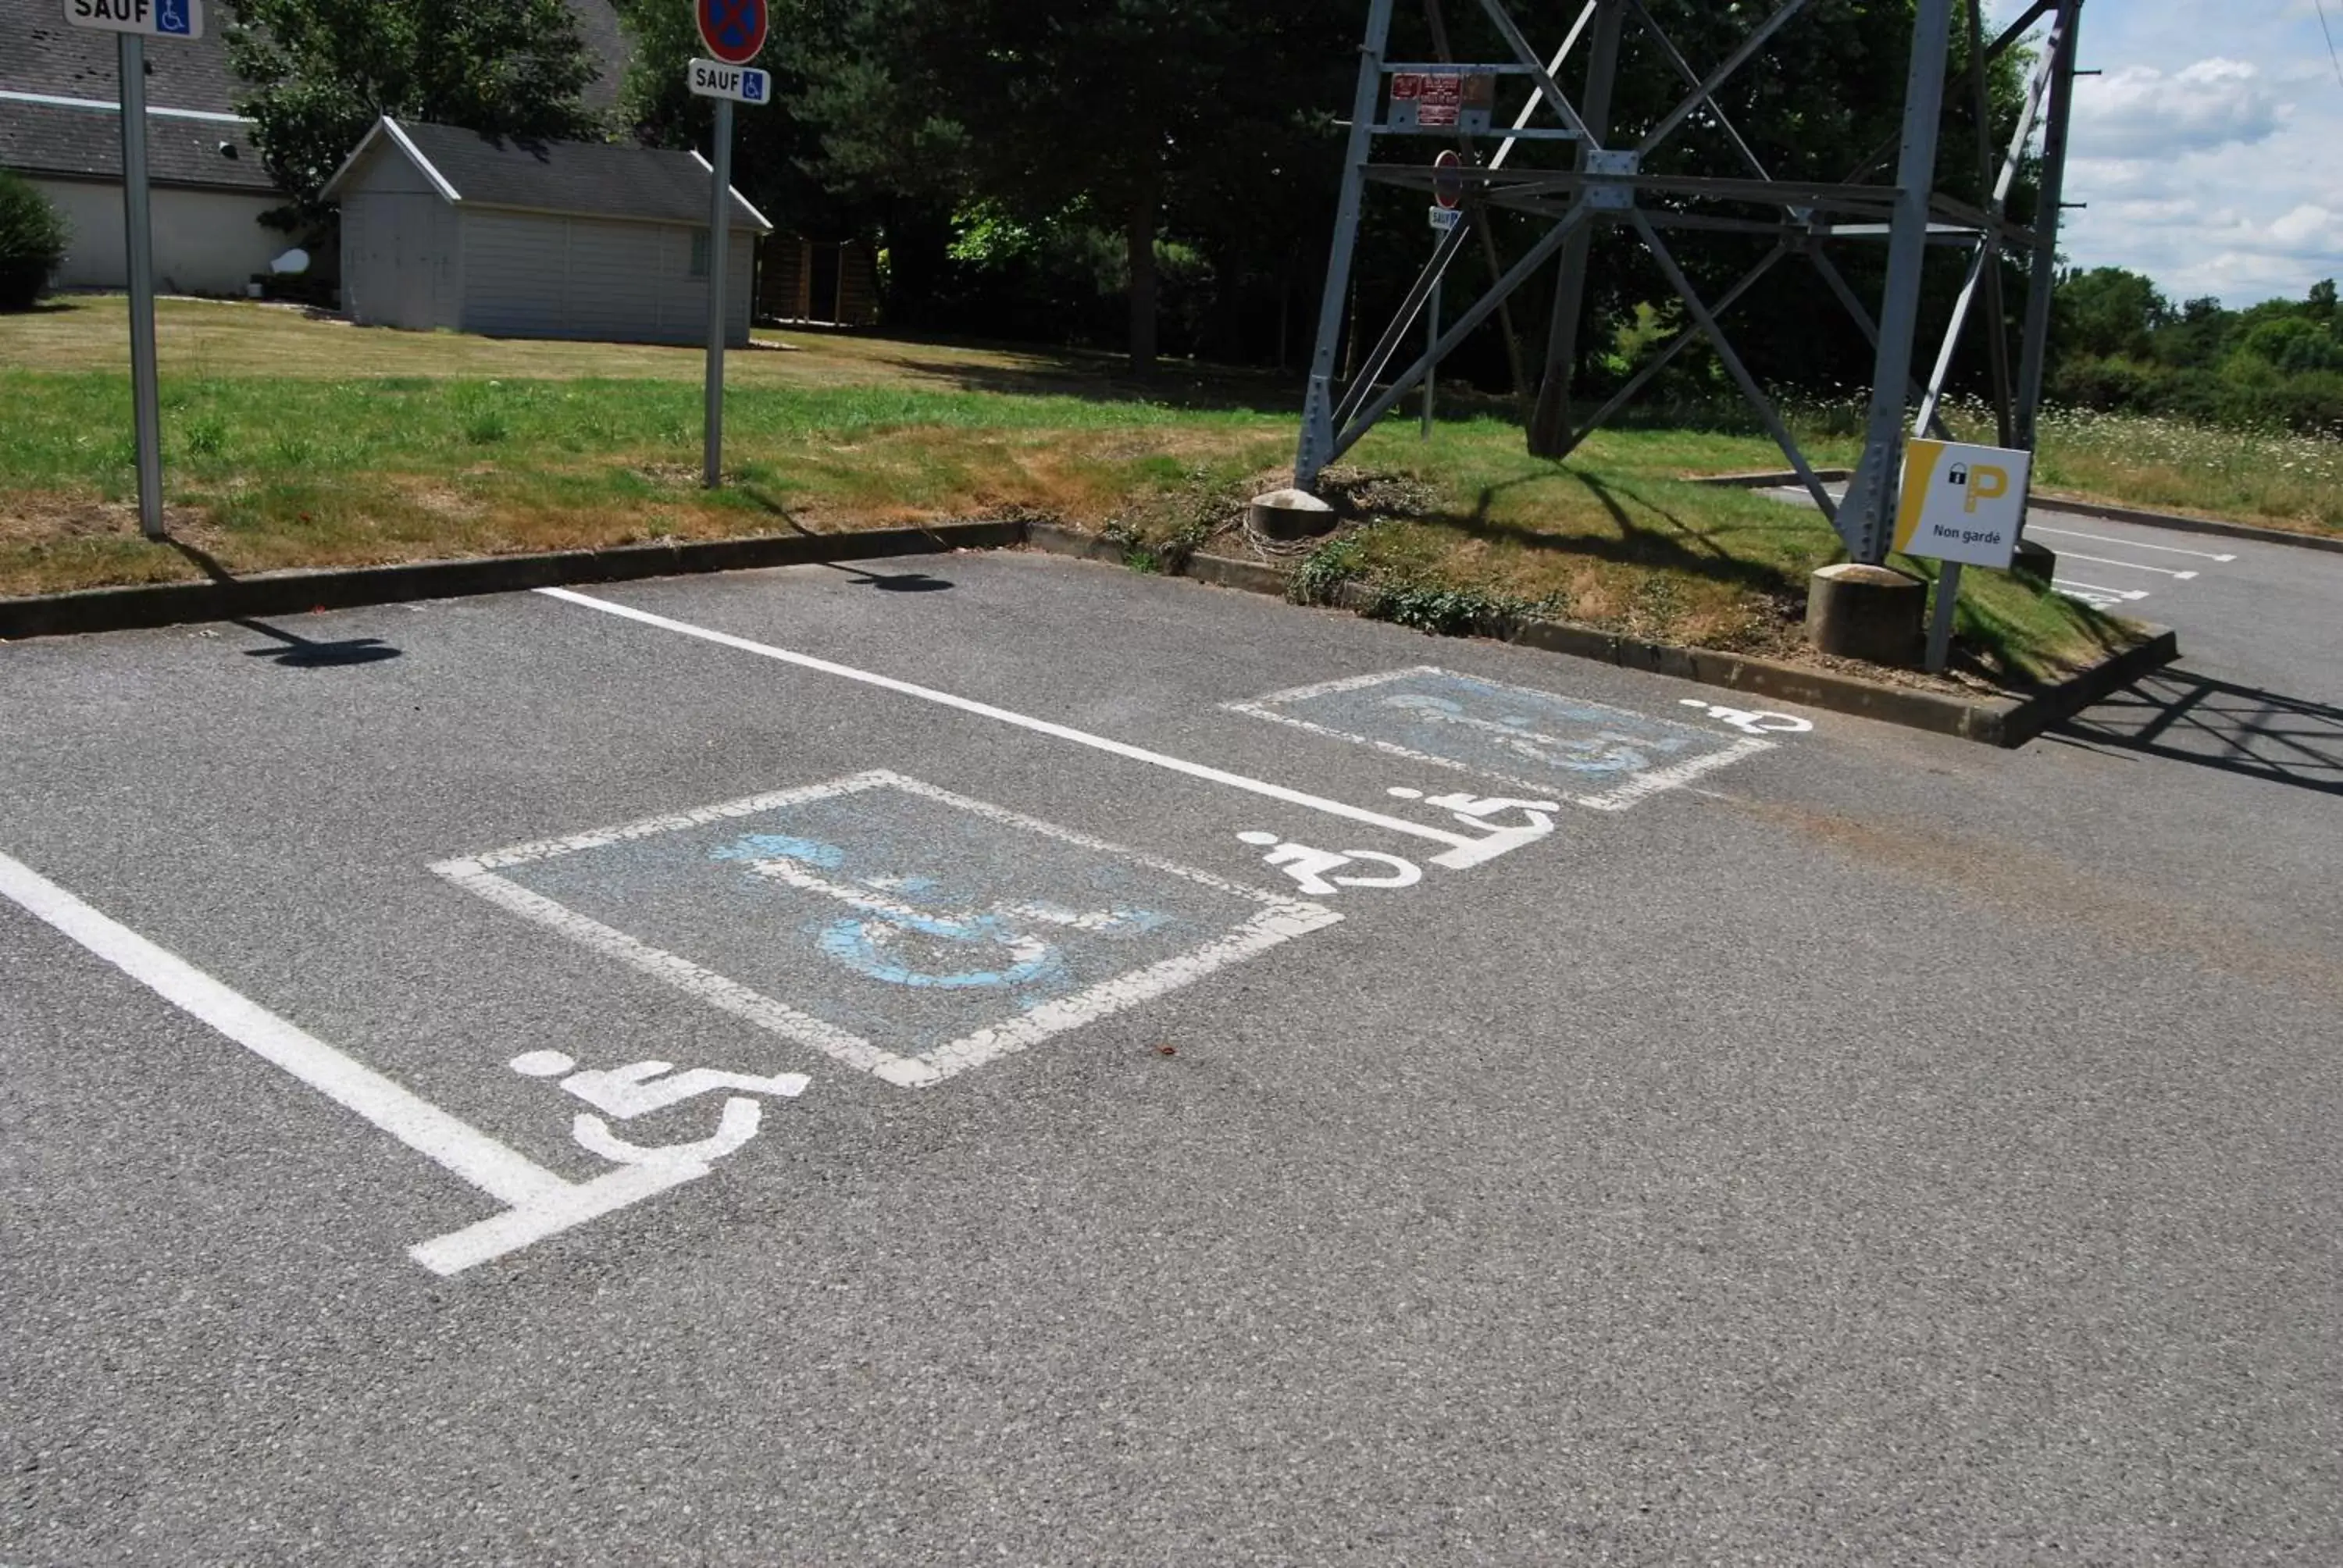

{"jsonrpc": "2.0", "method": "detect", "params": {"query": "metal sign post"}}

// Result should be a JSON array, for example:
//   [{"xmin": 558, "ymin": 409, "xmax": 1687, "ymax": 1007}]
[
  {"xmin": 118, "ymin": 32, "xmax": 163, "ymax": 537},
  {"xmin": 66, "ymin": 0, "xmax": 204, "ymax": 540},
  {"xmin": 1422, "ymin": 151, "xmax": 1464, "ymax": 440},
  {"xmin": 690, "ymin": 0, "xmax": 767, "ymax": 490},
  {"xmin": 701, "ymin": 94, "xmax": 733, "ymax": 490}
]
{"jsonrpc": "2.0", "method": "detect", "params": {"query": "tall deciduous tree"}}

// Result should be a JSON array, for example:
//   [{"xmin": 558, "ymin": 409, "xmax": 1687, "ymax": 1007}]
[
  {"xmin": 773, "ymin": 0, "xmax": 1348, "ymax": 374},
  {"xmin": 226, "ymin": 0, "xmax": 605, "ymax": 228}
]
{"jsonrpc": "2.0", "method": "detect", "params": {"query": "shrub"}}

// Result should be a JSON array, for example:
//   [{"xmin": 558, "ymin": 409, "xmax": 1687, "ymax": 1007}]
[{"xmin": 0, "ymin": 171, "xmax": 69, "ymax": 311}]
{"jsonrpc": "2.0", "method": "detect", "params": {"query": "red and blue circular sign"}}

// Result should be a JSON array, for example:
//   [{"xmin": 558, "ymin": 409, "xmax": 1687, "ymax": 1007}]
[{"xmin": 697, "ymin": 0, "xmax": 767, "ymax": 66}]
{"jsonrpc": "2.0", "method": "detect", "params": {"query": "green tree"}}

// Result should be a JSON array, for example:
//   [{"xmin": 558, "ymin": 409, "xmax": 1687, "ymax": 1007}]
[
  {"xmin": 226, "ymin": 0, "xmax": 605, "ymax": 227},
  {"xmin": 0, "ymin": 170, "xmax": 70, "ymax": 312},
  {"xmin": 2055, "ymin": 266, "xmax": 2168, "ymax": 360},
  {"xmin": 762, "ymin": 0, "xmax": 1353, "ymax": 373},
  {"xmin": 2237, "ymin": 315, "xmax": 2343, "ymax": 376}
]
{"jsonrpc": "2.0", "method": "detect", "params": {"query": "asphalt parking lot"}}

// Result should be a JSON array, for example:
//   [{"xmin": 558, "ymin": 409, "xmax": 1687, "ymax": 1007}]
[{"xmin": 4, "ymin": 547, "xmax": 2339, "ymax": 1562}]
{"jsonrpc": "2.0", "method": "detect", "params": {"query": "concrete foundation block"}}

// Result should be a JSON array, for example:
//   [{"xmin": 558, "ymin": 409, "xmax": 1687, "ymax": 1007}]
[
  {"xmin": 2010, "ymin": 536, "xmax": 2056, "ymax": 587},
  {"xmin": 1806, "ymin": 562, "xmax": 1926, "ymax": 666},
  {"xmin": 1249, "ymin": 487, "xmax": 1336, "ymax": 542}
]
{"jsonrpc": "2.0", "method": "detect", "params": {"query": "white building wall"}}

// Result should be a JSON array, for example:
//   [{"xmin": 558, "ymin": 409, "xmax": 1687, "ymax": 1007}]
[
  {"xmin": 460, "ymin": 209, "xmax": 754, "ymax": 346},
  {"xmin": 33, "ymin": 177, "xmax": 283, "ymax": 297},
  {"xmin": 341, "ymin": 191, "xmax": 458, "ymax": 330}
]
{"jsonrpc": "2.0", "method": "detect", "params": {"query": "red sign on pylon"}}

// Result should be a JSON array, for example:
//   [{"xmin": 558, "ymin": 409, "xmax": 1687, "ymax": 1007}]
[{"xmin": 1433, "ymin": 149, "xmax": 1464, "ymax": 211}]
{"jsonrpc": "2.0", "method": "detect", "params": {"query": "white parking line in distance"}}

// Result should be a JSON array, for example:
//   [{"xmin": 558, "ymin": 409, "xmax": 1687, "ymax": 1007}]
[
  {"xmin": 2052, "ymin": 579, "xmax": 2151, "ymax": 601},
  {"xmin": 2049, "ymin": 550, "xmax": 2198, "ymax": 580},
  {"xmin": 2026, "ymin": 524, "xmax": 2235, "ymax": 563}
]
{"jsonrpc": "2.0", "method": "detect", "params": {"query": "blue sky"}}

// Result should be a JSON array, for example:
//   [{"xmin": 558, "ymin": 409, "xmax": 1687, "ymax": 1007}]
[{"xmin": 1989, "ymin": 0, "xmax": 2343, "ymax": 305}]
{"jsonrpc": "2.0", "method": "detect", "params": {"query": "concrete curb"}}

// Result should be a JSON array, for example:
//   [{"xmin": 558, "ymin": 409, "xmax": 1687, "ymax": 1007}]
[
  {"xmin": 2011, "ymin": 494, "xmax": 2343, "ymax": 555},
  {"xmin": 1691, "ymin": 469, "xmax": 2340, "ymax": 554},
  {"xmin": 1, "ymin": 515, "xmax": 2181, "ymax": 750},
  {"xmin": 0, "ymin": 521, "xmax": 1025, "ymax": 640},
  {"xmin": 1020, "ymin": 525, "xmax": 2177, "ymax": 749},
  {"xmin": 1689, "ymin": 468, "xmax": 1855, "ymax": 488}
]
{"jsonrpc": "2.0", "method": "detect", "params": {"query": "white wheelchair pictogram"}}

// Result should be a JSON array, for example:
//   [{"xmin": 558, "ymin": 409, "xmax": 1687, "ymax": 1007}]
[{"xmin": 510, "ymin": 1049, "xmax": 807, "ymax": 1167}]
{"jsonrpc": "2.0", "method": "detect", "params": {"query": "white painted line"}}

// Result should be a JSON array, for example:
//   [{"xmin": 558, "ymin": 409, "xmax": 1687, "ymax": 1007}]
[
  {"xmin": 2049, "ymin": 550, "xmax": 2198, "ymax": 580},
  {"xmin": 2026, "ymin": 524, "xmax": 2235, "ymax": 562},
  {"xmin": 436, "ymin": 771, "xmax": 1341, "ymax": 1089},
  {"xmin": 1236, "ymin": 665, "xmax": 1447, "ymax": 706},
  {"xmin": 537, "ymin": 588, "xmax": 1480, "ymax": 855},
  {"xmin": 437, "ymin": 864, "xmax": 907, "ymax": 1080},
  {"xmin": 1571, "ymin": 739, "xmax": 1775, "ymax": 811},
  {"xmin": 0, "ymin": 848, "xmax": 718, "ymax": 1278},
  {"xmin": 1227, "ymin": 665, "xmax": 1772, "ymax": 811},
  {"xmin": 2051, "ymin": 579, "xmax": 2151, "ymax": 601},
  {"xmin": 0, "ymin": 850, "xmax": 562, "ymax": 1208}
]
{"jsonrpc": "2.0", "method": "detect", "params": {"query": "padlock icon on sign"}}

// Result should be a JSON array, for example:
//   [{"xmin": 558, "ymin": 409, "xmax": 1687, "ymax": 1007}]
[{"xmin": 1947, "ymin": 462, "xmax": 1969, "ymax": 488}]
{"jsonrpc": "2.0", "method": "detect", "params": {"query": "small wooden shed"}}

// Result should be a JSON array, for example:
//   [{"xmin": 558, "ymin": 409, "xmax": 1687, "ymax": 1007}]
[{"xmin": 322, "ymin": 116, "xmax": 772, "ymax": 345}]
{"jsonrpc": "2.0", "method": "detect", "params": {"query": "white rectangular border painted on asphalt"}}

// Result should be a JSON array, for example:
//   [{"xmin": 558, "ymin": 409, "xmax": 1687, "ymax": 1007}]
[
  {"xmin": 432, "ymin": 770, "xmax": 1340, "ymax": 1090},
  {"xmin": 1224, "ymin": 665, "xmax": 1771, "ymax": 812}
]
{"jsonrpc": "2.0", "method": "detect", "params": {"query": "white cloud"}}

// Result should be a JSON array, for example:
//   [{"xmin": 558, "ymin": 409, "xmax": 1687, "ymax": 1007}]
[
  {"xmin": 2268, "ymin": 204, "xmax": 2341, "ymax": 246},
  {"xmin": 2042, "ymin": 15, "xmax": 2343, "ymax": 306},
  {"xmin": 2070, "ymin": 59, "xmax": 2284, "ymax": 159}
]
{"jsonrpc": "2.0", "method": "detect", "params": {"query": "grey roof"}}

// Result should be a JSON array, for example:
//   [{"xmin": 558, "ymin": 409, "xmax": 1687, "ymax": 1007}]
[
  {"xmin": 567, "ymin": 0, "xmax": 630, "ymax": 114},
  {"xmin": 0, "ymin": 0, "xmax": 246, "ymax": 112},
  {"xmin": 327, "ymin": 118, "xmax": 770, "ymax": 232},
  {"xmin": 0, "ymin": 0, "xmax": 631, "ymax": 119},
  {"xmin": 0, "ymin": 98, "xmax": 276, "ymax": 191}
]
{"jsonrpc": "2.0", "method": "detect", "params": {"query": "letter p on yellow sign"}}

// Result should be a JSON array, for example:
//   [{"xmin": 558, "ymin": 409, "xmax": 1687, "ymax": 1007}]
[
  {"xmin": 1894, "ymin": 438, "xmax": 2031, "ymax": 568},
  {"xmin": 1963, "ymin": 465, "xmax": 2009, "ymax": 515}
]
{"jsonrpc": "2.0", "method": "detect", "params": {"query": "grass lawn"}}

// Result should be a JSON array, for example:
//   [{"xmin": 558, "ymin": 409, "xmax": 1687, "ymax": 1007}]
[{"xmin": 7, "ymin": 293, "xmax": 2306, "ymax": 686}]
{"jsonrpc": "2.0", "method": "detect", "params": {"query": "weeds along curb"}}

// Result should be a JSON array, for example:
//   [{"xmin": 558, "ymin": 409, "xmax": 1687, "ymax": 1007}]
[
  {"xmin": 2, "ymin": 515, "xmax": 2179, "ymax": 750},
  {"xmin": 0, "ymin": 521, "xmax": 1025, "ymax": 640},
  {"xmin": 1691, "ymin": 469, "xmax": 2341, "ymax": 554},
  {"xmin": 1022, "ymin": 522, "xmax": 2178, "ymax": 750}
]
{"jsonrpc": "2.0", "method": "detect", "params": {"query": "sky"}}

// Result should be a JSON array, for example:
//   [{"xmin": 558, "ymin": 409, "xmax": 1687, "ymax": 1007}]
[{"xmin": 1989, "ymin": 0, "xmax": 2343, "ymax": 306}]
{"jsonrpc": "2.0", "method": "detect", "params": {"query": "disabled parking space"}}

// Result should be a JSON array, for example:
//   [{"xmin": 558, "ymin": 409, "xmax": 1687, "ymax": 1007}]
[
  {"xmin": 1225, "ymin": 664, "xmax": 1801, "ymax": 810},
  {"xmin": 436, "ymin": 768, "xmax": 1337, "ymax": 1092},
  {"xmin": 0, "ymin": 554, "xmax": 1824, "ymax": 1278},
  {"xmin": 9, "ymin": 547, "xmax": 2343, "ymax": 1561}
]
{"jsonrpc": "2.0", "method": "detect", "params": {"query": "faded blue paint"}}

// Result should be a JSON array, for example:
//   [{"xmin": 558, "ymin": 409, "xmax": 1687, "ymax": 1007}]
[
  {"xmin": 497, "ymin": 779, "xmax": 1250, "ymax": 1056},
  {"xmin": 1251, "ymin": 670, "xmax": 1738, "ymax": 789},
  {"xmin": 711, "ymin": 833, "xmax": 844, "ymax": 869},
  {"xmin": 818, "ymin": 913, "xmax": 1060, "ymax": 989}
]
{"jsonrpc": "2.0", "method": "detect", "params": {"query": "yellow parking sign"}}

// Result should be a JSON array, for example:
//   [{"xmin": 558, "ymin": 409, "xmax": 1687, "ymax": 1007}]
[{"xmin": 1892, "ymin": 437, "xmax": 2034, "ymax": 568}]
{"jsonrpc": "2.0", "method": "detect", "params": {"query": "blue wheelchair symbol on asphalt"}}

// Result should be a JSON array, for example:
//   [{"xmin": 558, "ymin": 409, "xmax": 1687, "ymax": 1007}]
[
  {"xmin": 453, "ymin": 772, "xmax": 1334, "ymax": 1084},
  {"xmin": 713, "ymin": 830, "xmax": 1172, "ymax": 995}
]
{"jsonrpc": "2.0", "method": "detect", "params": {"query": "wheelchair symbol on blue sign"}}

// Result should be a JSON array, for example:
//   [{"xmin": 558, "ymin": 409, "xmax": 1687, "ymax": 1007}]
[
  {"xmin": 157, "ymin": 0, "xmax": 191, "ymax": 34},
  {"xmin": 742, "ymin": 71, "xmax": 766, "ymax": 103}
]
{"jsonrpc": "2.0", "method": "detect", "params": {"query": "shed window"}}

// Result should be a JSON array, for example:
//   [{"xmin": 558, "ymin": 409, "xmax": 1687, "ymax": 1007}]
[{"xmin": 690, "ymin": 231, "xmax": 710, "ymax": 278}]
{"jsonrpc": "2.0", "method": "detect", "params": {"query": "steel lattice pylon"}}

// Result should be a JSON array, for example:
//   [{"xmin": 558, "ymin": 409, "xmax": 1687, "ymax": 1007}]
[{"xmin": 1295, "ymin": 0, "xmax": 2086, "ymax": 567}]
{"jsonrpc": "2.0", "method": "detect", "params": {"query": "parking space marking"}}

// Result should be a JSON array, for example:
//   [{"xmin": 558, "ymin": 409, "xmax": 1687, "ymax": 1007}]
[
  {"xmin": 1225, "ymin": 666, "xmax": 1778, "ymax": 811},
  {"xmin": 2049, "ymin": 550, "xmax": 2198, "ymax": 580},
  {"xmin": 539, "ymin": 587, "xmax": 1486, "ymax": 857},
  {"xmin": 0, "ymin": 849, "xmax": 714, "ymax": 1278},
  {"xmin": 2026, "ymin": 525, "xmax": 2235, "ymax": 562},
  {"xmin": 2052, "ymin": 579, "xmax": 2152, "ymax": 604},
  {"xmin": 434, "ymin": 771, "xmax": 1339, "ymax": 1090}
]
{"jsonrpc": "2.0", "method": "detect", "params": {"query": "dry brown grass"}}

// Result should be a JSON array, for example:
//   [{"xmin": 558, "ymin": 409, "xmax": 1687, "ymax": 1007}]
[{"xmin": 2, "ymin": 294, "xmax": 1184, "ymax": 395}]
